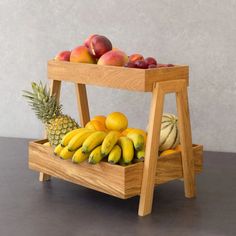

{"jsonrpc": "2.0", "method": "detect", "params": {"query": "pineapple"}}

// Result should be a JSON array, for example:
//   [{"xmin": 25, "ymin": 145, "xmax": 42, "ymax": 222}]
[{"xmin": 23, "ymin": 81, "xmax": 79, "ymax": 146}]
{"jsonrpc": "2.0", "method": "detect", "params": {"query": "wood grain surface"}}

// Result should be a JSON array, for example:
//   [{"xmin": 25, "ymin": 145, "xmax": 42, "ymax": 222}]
[
  {"xmin": 176, "ymin": 81, "xmax": 196, "ymax": 197},
  {"xmin": 138, "ymin": 83, "xmax": 165, "ymax": 216},
  {"xmin": 29, "ymin": 140, "xmax": 203, "ymax": 199},
  {"xmin": 48, "ymin": 60, "xmax": 189, "ymax": 92},
  {"xmin": 75, "ymin": 83, "xmax": 90, "ymax": 127}
]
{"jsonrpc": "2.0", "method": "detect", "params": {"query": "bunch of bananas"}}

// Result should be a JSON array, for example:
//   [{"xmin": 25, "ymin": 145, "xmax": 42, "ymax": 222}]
[{"xmin": 53, "ymin": 127, "xmax": 146, "ymax": 165}]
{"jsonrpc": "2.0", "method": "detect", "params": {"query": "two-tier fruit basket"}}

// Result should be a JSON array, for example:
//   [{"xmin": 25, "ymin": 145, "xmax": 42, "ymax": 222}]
[{"xmin": 28, "ymin": 60, "xmax": 203, "ymax": 216}]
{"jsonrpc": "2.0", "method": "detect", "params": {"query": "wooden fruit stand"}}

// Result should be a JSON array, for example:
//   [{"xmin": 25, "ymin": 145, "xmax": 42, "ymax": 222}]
[{"xmin": 28, "ymin": 60, "xmax": 203, "ymax": 216}]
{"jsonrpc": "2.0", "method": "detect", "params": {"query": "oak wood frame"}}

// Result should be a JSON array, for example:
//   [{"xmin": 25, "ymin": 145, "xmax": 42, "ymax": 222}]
[{"xmin": 37, "ymin": 61, "xmax": 198, "ymax": 216}]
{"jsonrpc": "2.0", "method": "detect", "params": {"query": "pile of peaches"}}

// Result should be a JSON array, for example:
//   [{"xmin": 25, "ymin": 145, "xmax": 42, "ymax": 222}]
[{"xmin": 55, "ymin": 34, "xmax": 174, "ymax": 69}]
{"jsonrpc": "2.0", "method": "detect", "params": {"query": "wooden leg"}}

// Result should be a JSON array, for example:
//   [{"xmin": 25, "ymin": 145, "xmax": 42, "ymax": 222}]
[
  {"xmin": 138, "ymin": 83, "xmax": 165, "ymax": 216},
  {"xmin": 39, "ymin": 80, "xmax": 62, "ymax": 182},
  {"xmin": 39, "ymin": 172, "xmax": 51, "ymax": 182},
  {"xmin": 176, "ymin": 82, "xmax": 196, "ymax": 198},
  {"xmin": 75, "ymin": 83, "xmax": 90, "ymax": 127}
]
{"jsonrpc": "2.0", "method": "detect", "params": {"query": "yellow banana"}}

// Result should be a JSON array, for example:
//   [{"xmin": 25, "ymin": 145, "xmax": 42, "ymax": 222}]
[
  {"xmin": 54, "ymin": 143, "xmax": 64, "ymax": 156},
  {"xmin": 101, "ymin": 131, "xmax": 119, "ymax": 156},
  {"xmin": 67, "ymin": 129, "xmax": 94, "ymax": 151},
  {"xmin": 108, "ymin": 145, "xmax": 121, "ymax": 164},
  {"xmin": 127, "ymin": 132, "xmax": 144, "ymax": 151},
  {"xmin": 72, "ymin": 147, "xmax": 89, "ymax": 164},
  {"xmin": 136, "ymin": 149, "xmax": 145, "ymax": 161},
  {"xmin": 118, "ymin": 137, "xmax": 134, "ymax": 164},
  {"xmin": 60, "ymin": 128, "xmax": 84, "ymax": 147},
  {"xmin": 82, "ymin": 131, "xmax": 107, "ymax": 154},
  {"xmin": 88, "ymin": 145, "xmax": 104, "ymax": 164},
  {"xmin": 59, "ymin": 146, "xmax": 75, "ymax": 160}
]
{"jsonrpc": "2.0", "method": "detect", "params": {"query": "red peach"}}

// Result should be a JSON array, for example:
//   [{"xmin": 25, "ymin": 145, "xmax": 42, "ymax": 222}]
[
  {"xmin": 70, "ymin": 46, "xmax": 96, "ymax": 64},
  {"xmin": 54, "ymin": 51, "xmax": 71, "ymax": 61},
  {"xmin": 84, "ymin": 34, "xmax": 98, "ymax": 48},
  {"xmin": 129, "ymin": 54, "xmax": 144, "ymax": 63},
  {"xmin": 97, "ymin": 50, "xmax": 128, "ymax": 67},
  {"xmin": 89, "ymin": 35, "xmax": 112, "ymax": 58}
]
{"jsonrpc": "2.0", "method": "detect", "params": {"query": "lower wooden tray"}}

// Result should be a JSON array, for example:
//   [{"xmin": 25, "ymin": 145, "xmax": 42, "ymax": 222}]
[{"xmin": 29, "ymin": 140, "xmax": 203, "ymax": 199}]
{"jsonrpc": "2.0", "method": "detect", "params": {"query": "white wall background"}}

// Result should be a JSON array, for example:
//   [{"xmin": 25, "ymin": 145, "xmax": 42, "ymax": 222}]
[{"xmin": 0, "ymin": 0, "xmax": 235, "ymax": 152}]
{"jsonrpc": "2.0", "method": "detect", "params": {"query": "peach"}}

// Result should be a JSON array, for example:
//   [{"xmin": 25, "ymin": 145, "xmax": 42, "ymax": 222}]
[
  {"xmin": 54, "ymin": 51, "xmax": 71, "ymax": 61},
  {"xmin": 89, "ymin": 35, "xmax": 112, "ymax": 58},
  {"xmin": 84, "ymin": 34, "xmax": 98, "ymax": 48},
  {"xmin": 70, "ymin": 46, "xmax": 96, "ymax": 64},
  {"xmin": 97, "ymin": 50, "xmax": 128, "ymax": 67},
  {"xmin": 129, "ymin": 54, "xmax": 144, "ymax": 63}
]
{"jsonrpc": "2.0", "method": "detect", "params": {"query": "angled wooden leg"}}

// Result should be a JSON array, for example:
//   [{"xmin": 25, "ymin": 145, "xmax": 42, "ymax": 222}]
[
  {"xmin": 39, "ymin": 172, "xmax": 51, "ymax": 182},
  {"xmin": 138, "ymin": 83, "xmax": 165, "ymax": 216},
  {"xmin": 75, "ymin": 83, "xmax": 90, "ymax": 127},
  {"xmin": 39, "ymin": 80, "xmax": 62, "ymax": 182},
  {"xmin": 176, "ymin": 81, "xmax": 196, "ymax": 198}
]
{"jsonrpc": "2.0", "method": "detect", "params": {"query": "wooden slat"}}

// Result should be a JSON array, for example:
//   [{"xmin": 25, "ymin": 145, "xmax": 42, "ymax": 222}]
[
  {"xmin": 29, "ymin": 141, "xmax": 139, "ymax": 199},
  {"xmin": 48, "ymin": 60, "xmax": 188, "ymax": 92},
  {"xmin": 124, "ymin": 163, "xmax": 143, "ymax": 198},
  {"xmin": 39, "ymin": 80, "xmax": 62, "ymax": 182},
  {"xmin": 75, "ymin": 84, "xmax": 90, "ymax": 127},
  {"xmin": 151, "ymin": 79, "xmax": 185, "ymax": 94},
  {"xmin": 145, "ymin": 65, "xmax": 189, "ymax": 90},
  {"xmin": 50, "ymin": 80, "xmax": 61, "ymax": 102},
  {"xmin": 138, "ymin": 83, "xmax": 165, "ymax": 216},
  {"xmin": 176, "ymin": 82, "xmax": 196, "ymax": 198},
  {"xmin": 48, "ymin": 60, "xmax": 145, "ymax": 91},
  {"xmin": 29, "ymin": 140, "xmax": 203, "ymax": 199},
  {"xmin": 155, "ymin": 145, "xmax": 203, "ymax": 184}
]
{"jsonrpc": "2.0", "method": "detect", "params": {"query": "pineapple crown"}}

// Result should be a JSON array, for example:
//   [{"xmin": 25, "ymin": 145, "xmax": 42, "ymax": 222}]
[{"xmin": 23, "ymin": 81, "xmax": 62, "ymax": 124}]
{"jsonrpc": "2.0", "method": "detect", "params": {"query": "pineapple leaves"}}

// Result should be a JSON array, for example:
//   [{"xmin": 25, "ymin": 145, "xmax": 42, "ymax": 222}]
[{"xmin": 22, "ymin": 81, "xmax": 62, "ymax": 123}]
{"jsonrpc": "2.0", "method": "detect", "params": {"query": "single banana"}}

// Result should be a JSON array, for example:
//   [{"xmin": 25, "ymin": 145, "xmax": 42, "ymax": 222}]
[
  {"xmin": 88, "ymin": 145, "xmax": 104, "ymax": 164},
  {"xmin": 136, "ymin": 149, "xmax": 145, "ymax": 161},
  {"xmin": 82, "ymin": 131, "xmax": 107, "ymax": 154},
  {"xmin": 101, "ymin": 131, "xmax": 119, "ymax": 156},
  {"xmin": 67, "ymin": 129, "xmax": 94, "ymax": 151},
  {"xmin": 72, "ymin": 147, "xmax": 89, "ymax": 164},
  {"xmin": 54, "ymin": 143, "xmax": 64, "ymax": 156},
  {"xmin": 127, "ymin": 132, "xmax": 144, "ymax": 151},
  {"xmin": 108, "ymin": 145, "xmax": 121, "ymax": 164},
  {"xmin": 60, "ymin": 128, "xmax": 83, "ymax": 147},
  {"xmin": 118, "ymin": 137, "xmax": 134, "ymax": 164},
  {"xmin": 60, "ymin": 146, "xmax": 75, "ymax": 160}
]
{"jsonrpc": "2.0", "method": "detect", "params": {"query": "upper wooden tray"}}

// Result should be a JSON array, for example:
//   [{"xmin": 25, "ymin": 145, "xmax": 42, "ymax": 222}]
[{"xmin": 48, "ymin": 60, "xmax": 189, "ymax": 92}]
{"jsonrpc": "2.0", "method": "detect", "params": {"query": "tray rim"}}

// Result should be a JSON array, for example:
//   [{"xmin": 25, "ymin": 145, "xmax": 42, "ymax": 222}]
[{"xmin": 48, "ymin": 60, "xmax": 189, "ymax": 92}]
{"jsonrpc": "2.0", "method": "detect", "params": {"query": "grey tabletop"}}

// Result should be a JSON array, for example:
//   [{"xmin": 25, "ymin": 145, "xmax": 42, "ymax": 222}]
[{"xmin": 0, "ymin": 137, "xmax": 236, "ymax": 236}]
